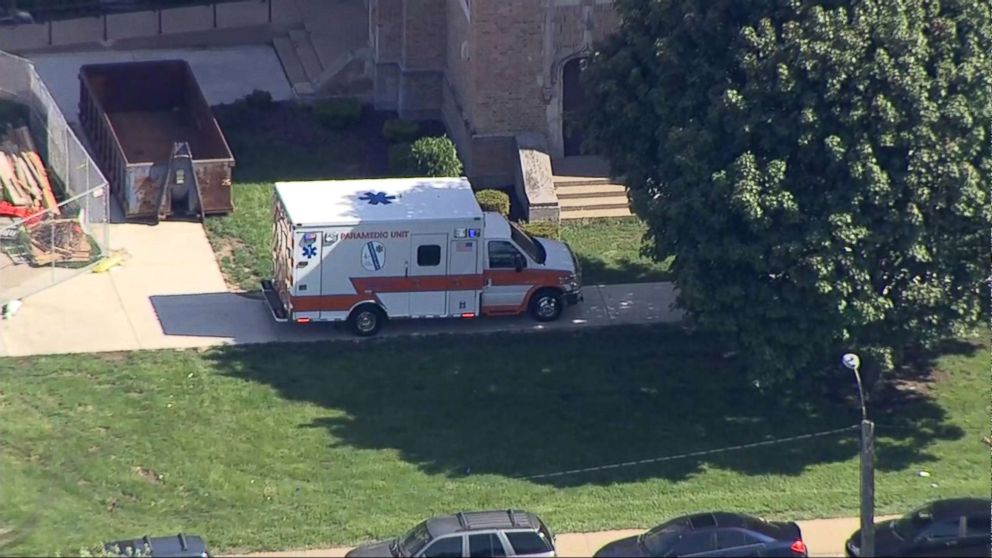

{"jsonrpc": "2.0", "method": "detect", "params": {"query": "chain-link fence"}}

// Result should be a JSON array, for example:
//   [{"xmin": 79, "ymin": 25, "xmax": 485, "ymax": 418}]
[{"xmin": 0, "ymin": 50, "xmax": 110, "ymax": 305}]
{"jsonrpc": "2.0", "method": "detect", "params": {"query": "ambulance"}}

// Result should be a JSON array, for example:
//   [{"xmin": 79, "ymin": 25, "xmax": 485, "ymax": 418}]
[{"xmin": 260, "ymin": 177, "xmax": 583, "ymax": 336}]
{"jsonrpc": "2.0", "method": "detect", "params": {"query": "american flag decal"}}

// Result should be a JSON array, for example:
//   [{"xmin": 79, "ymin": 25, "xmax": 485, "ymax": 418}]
[{"xmin": 456, "ymin": 241, "xmax": 474, "ymax": 252}]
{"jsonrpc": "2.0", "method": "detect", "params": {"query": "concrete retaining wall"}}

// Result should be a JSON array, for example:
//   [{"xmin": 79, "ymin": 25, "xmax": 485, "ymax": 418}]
[{"xmin": 0, "ymin": 0, "xmax": 303, "ymax": 53}]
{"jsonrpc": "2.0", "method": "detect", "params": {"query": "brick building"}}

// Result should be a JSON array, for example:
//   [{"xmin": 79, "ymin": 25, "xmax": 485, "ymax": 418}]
[{"xmin": 368, "ymin": 0, "xmax": 619, "ymax": 190}]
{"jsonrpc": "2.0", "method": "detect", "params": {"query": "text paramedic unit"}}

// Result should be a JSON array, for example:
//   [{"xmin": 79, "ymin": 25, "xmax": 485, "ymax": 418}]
[{"xmin": 261, "ymin": 177, "xmax": 583, "ymax": 336}]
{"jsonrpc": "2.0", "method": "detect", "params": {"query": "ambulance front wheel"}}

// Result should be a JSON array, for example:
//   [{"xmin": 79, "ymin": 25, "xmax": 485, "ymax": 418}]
[
  {"xmin": 348, "ymin": 304, "xmax": 385, "ymax": 336},
  {"xmin": 529, "ymin": 289, "xmax": 564, "ymax": 322}
]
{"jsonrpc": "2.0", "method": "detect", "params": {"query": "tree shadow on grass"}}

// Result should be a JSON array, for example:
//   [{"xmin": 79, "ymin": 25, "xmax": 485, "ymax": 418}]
[
  {"xmin": 207, "ymin": 326, "xmax": 970, "ymax": 487},
  {"xmin": 214, "ymin": 101, "xmax": 447, "ymax": 183},
  {"xmin": 576, "ymin": 255, "xmax": 673, "ymax": 285}
]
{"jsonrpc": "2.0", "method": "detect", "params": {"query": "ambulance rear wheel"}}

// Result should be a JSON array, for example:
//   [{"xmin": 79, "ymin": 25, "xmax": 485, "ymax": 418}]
[
  {"xmin": 348, "ymin": 304, "xmax": 385, "ymax": 336},
  {"xmin": 529, "ymin": 289, "xmax": 563, "ymax": 322}
]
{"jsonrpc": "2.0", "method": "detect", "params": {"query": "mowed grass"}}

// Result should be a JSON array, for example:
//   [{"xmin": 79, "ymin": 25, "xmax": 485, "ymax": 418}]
[
  {"xmin": 560, "ymin": 218, "xmax": 672, "ymax": 284},
  {"xmin": 206, "ymin": 184, "xmax": 670, "ymax": 291},
  {"xmin": 0, "ymin": 327, "xmax": 986, "ymax": 555}
]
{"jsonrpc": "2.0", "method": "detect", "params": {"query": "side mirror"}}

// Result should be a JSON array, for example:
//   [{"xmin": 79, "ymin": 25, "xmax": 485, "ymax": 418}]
[{"xmin": 514, "ymin": 254, "xmax": 526, "ymax": 272}]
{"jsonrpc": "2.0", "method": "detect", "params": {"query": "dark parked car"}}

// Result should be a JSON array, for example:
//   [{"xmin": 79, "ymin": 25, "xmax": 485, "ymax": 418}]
[
  {"xmin": 0, "ymin": 10, "xmax": 32, "ymax": 26},
  {"xmin": 346, "ymin": 509, "xmax": 556, "ymax": 557},
  {"xmin": 103, "ymin": 533, "xmax": 210, "ymax": 557},
  {"xmin": 594, "ymin": 512, "xmax": 808, "ymax": 557},
  {"xmin": 845, "ymin": 498, "xmax": 991, "ymax": 557}
]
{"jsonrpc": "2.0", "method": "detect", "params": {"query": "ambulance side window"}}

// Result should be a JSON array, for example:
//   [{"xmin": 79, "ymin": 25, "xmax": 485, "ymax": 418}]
[
  {"xmin": 417, "ymin": 245, "xmax": 442, "ymax": 266},
  {"xmin": 488, "ymin": 241, "xmax": 522, "ymax": 269}
]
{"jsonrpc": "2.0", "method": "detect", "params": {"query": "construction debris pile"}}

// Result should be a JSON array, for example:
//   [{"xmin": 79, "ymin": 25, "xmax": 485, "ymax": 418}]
[{"xmin": 0, "ymin": 126, "xmax": 94, "ymax": 266}]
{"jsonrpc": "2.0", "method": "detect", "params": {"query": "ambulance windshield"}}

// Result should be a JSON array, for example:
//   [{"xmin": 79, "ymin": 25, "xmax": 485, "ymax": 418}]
[{"xmin": 509, "ymin": 221, "xmax": 547, "ymax": 264}]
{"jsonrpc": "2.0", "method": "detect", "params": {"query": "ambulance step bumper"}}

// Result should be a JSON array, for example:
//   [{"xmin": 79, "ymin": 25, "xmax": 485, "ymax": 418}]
[
  {"xmin": 565, "ymin": 290, "xmax": 583, "ymax": 306},
  {"xmin": 260, "ymin": 280, "xmax": 290, "ymax": 323}
]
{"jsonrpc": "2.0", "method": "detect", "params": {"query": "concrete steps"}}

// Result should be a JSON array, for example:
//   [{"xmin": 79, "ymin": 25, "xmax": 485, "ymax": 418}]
[
  {"xmin": 555, "ymin": 182, "xmax": 627, "ymax": 198},
  {"xmin": 290, "ymin": 29, "xmax": 324, "ymax": 84},
  {"xmin": 272, "ymin": 0, "xmax": 372, "ymax": 98},
  {"xmin": 553, "ymin": 156, "xmax": 631, "ymax": 219},
  {"xmin": 272, "ymin": 36, "xmax": 314, "ymax": 96},
  {"xmin": 559, "ymin": 206, "xmax": 635, "ymax": 219}
]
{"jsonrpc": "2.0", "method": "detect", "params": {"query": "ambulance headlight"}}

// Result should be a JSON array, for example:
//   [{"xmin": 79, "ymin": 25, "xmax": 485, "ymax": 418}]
[{"xmin": 560, "ymin": 275, "xmax": 579, "ymax": 291}]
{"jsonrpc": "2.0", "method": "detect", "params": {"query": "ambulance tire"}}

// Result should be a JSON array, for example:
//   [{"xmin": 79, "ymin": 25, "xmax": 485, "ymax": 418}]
[
  {"xmin": 348, "ymin": 304, "xmax": 385, "ymax": 336},
  {"xmin": 529, "ymin": 289, "xmax": 564, "ymax": 322}
]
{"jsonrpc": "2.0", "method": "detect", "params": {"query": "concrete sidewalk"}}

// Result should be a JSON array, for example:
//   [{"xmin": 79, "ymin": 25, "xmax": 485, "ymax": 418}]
[
  {"xmin": 238, "ymin": 516, "xmax": 897, "ymax": 558},
  {"xmin": 0, "ymin": 220, "xmax": 682, "ymax": 357}
]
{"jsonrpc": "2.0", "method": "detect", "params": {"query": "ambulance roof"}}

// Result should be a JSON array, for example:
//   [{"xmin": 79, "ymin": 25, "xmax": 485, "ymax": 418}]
[{"xmin": 275, "ymin": 177, "xmax": 483, "ymax": 226}]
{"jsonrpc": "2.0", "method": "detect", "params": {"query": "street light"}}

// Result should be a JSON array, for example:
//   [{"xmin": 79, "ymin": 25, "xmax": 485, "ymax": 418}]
[{"xmin": 843, "ymin": 352, "xmax": 875, "ymax": 558}]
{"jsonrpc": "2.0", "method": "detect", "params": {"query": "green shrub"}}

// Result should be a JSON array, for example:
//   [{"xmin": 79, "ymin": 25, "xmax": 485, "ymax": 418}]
[
  {"xmin": 243, "ymin": 89, "xmax": 273, "ymax": 111},
  {"xmin": 518, "ymin": 220, "xmax": 560, "ymax": 239},
  {"xmin": 388, "ymin": 142, "xmax": 415, "ymax": 176},
  {"xmin": 408, "ymin": 135, "xmax": 463, "ymax": 177},
  {"xmin": 475, "ymin": 189, "xmax": 510, "ymax": 216},
  {"xmin": 382, "ymin": 119, "xmax": 421, "ymax": 144},
  {"xmin": 313, "ymin": 98, "xmax": 363, "ymax": 130}
]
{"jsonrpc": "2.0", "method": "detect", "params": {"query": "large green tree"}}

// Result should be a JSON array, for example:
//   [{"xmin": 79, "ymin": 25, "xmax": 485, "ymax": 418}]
[{"xmin": 583, "ymin": 0, "xmax": 991, "ymax": 384}]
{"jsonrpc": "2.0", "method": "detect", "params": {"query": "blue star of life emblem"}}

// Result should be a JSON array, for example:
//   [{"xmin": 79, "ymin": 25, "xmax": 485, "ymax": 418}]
[
  {"xmin": 302, "ymin": 244, "xmax": 317, "ymax": 258},
  {"xmin": 359, "ymin": 191, "xmax": 397, "ymax": 205}
]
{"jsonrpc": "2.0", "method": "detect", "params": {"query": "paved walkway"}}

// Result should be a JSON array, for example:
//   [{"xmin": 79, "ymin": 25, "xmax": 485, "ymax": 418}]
[
  {"xmin": 237, "ymin": 516, "xmax": 897, "ymax": 558},
  {"xmin": 28, "ymin": 44, "xmax": 295, "ymax": 125},
  {"xmin": 0, "ymin": 222, "xmax": 682, "ymax": 357}
]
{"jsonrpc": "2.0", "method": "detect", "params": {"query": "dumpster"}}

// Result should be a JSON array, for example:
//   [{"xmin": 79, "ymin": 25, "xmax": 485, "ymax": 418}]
[{"xmin": 78, "ymin": 60, "xmax": 234, "ymax": 221}]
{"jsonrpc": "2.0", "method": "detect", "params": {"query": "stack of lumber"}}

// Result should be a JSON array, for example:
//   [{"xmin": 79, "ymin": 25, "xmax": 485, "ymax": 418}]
[
  {"xmin": 0, "ymin": 126, "xmax": 91, "ymax": 266},
  {"xmin": 0, "ymin": 126, "xmax": 59, "ymax": 220},
  {"xmin": 27, "ymin": 219, "xmax": 93, "ymax": 266}
]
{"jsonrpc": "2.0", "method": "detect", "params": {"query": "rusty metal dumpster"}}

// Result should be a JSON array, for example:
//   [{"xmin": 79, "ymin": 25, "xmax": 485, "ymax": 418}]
[{"xmin": 78, "ymin": 60, "xmax": 234, "ymax": 221}]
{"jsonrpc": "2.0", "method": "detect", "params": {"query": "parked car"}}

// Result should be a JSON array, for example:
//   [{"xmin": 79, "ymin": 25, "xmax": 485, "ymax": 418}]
[
  {"xmin": 0, "ymin": 10, "xmax": 33, "ymax": 26},
  {"xmin": 845, "ymin": 497, "xmax": 991, "ymax": 557},
  {"xmin": 345, "ymin": 509, "xmax": 556, "ymax": 557},
  {"xmin": 103, "ymin": 533, "xmax": 210, "ymax": 557},
  {"xmin": 594, "ymin": 512, "xmax": 808, "ymax": 557}
]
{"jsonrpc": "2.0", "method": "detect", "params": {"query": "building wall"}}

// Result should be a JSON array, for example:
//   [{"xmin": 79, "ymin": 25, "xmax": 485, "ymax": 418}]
[
  {"xmin": 469, "ymin": 0, "xmax": 546, "ymax": 134},
  {"xmin": 371, "ymin": 0, "xmax": 619, "ymax": 177},
  {"xmin": 402, "ymin": 0, "xmax": 447, "ymax": 70}
]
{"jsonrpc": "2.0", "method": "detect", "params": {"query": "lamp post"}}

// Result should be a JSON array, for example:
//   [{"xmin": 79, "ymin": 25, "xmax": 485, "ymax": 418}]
[{"xmin": 843, "ymin": 353, "xmax": 875, "ymax": 558}]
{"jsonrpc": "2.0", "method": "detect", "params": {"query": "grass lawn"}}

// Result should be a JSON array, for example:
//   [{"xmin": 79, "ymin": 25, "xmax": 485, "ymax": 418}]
[
  {"xmin": 560, "ymin": 218, "xmax": 672, "ymax": 284},
  {"xmin": 0, "ymin": 327, "xmax": 985, "ymax": 555}
]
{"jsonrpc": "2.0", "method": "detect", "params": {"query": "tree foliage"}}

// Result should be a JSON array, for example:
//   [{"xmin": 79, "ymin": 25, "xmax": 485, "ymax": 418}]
[{"xmin": 583, "ymin": 0, "xmax": 991, "ymax": 384}]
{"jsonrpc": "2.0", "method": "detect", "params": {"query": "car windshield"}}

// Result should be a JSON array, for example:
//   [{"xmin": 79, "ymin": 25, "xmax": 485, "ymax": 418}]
[
  {"xmin": 508, "ymin": 221, "xmax": 546, "ymax": 264},
  {"xmin": 892, "ymin": 504, "xmax": 934, "ymax": 540},
  {"xmin": 640, "ymin": 523, "xmax": 684, "ymax": 555},
  {"xmin": 397, "ymin": 522, "xmax": 432, "ymax": 557}
]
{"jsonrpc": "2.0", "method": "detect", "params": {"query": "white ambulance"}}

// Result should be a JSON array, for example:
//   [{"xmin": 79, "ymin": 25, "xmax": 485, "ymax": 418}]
[{"xmin": 261, "ymin": 177, "xmax": 583, "ymax": 336}]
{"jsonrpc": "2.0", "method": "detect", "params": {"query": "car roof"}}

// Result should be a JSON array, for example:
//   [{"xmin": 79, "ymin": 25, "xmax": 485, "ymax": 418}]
[
  {"xmin": 679, "ymin": 512, "xmax": 761, "ymax": 530},
  {"xmin": 104, "ymin": 534, "xmax": 208, "ymax": 557},
  {"xmin": 426, "ymin": 510, "xmax": 541, "ymax": 538},
  {"xmin": 929, "ymin": 498, "xmax": 991, "ymax": 519}
]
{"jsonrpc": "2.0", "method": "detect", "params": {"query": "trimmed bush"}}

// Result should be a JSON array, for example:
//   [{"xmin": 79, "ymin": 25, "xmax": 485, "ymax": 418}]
[
  {"xmin": 475, "ymin": 189, "xmax": 510, "ymax": 216},
  {"xmin": 243, "ymin": 89, "xmax": 273, "ymax": 111},
  {"xmin": 313, "ymin": 98, "xmax": 363, "ymax": 130},
  {"xmin": 382, "ymin": 119, "xmax": 421, "ymax": 144},
  {"xmin": 518, "ymin": 220, "xmax": 560, "ymax": 239},
  {"xmin": 408, "ymin": 135, "xmax": 463, "ymax": 177},
  {"xmin": 388, "ymin": 142, "xmax": 415, "ymax": 176}
]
